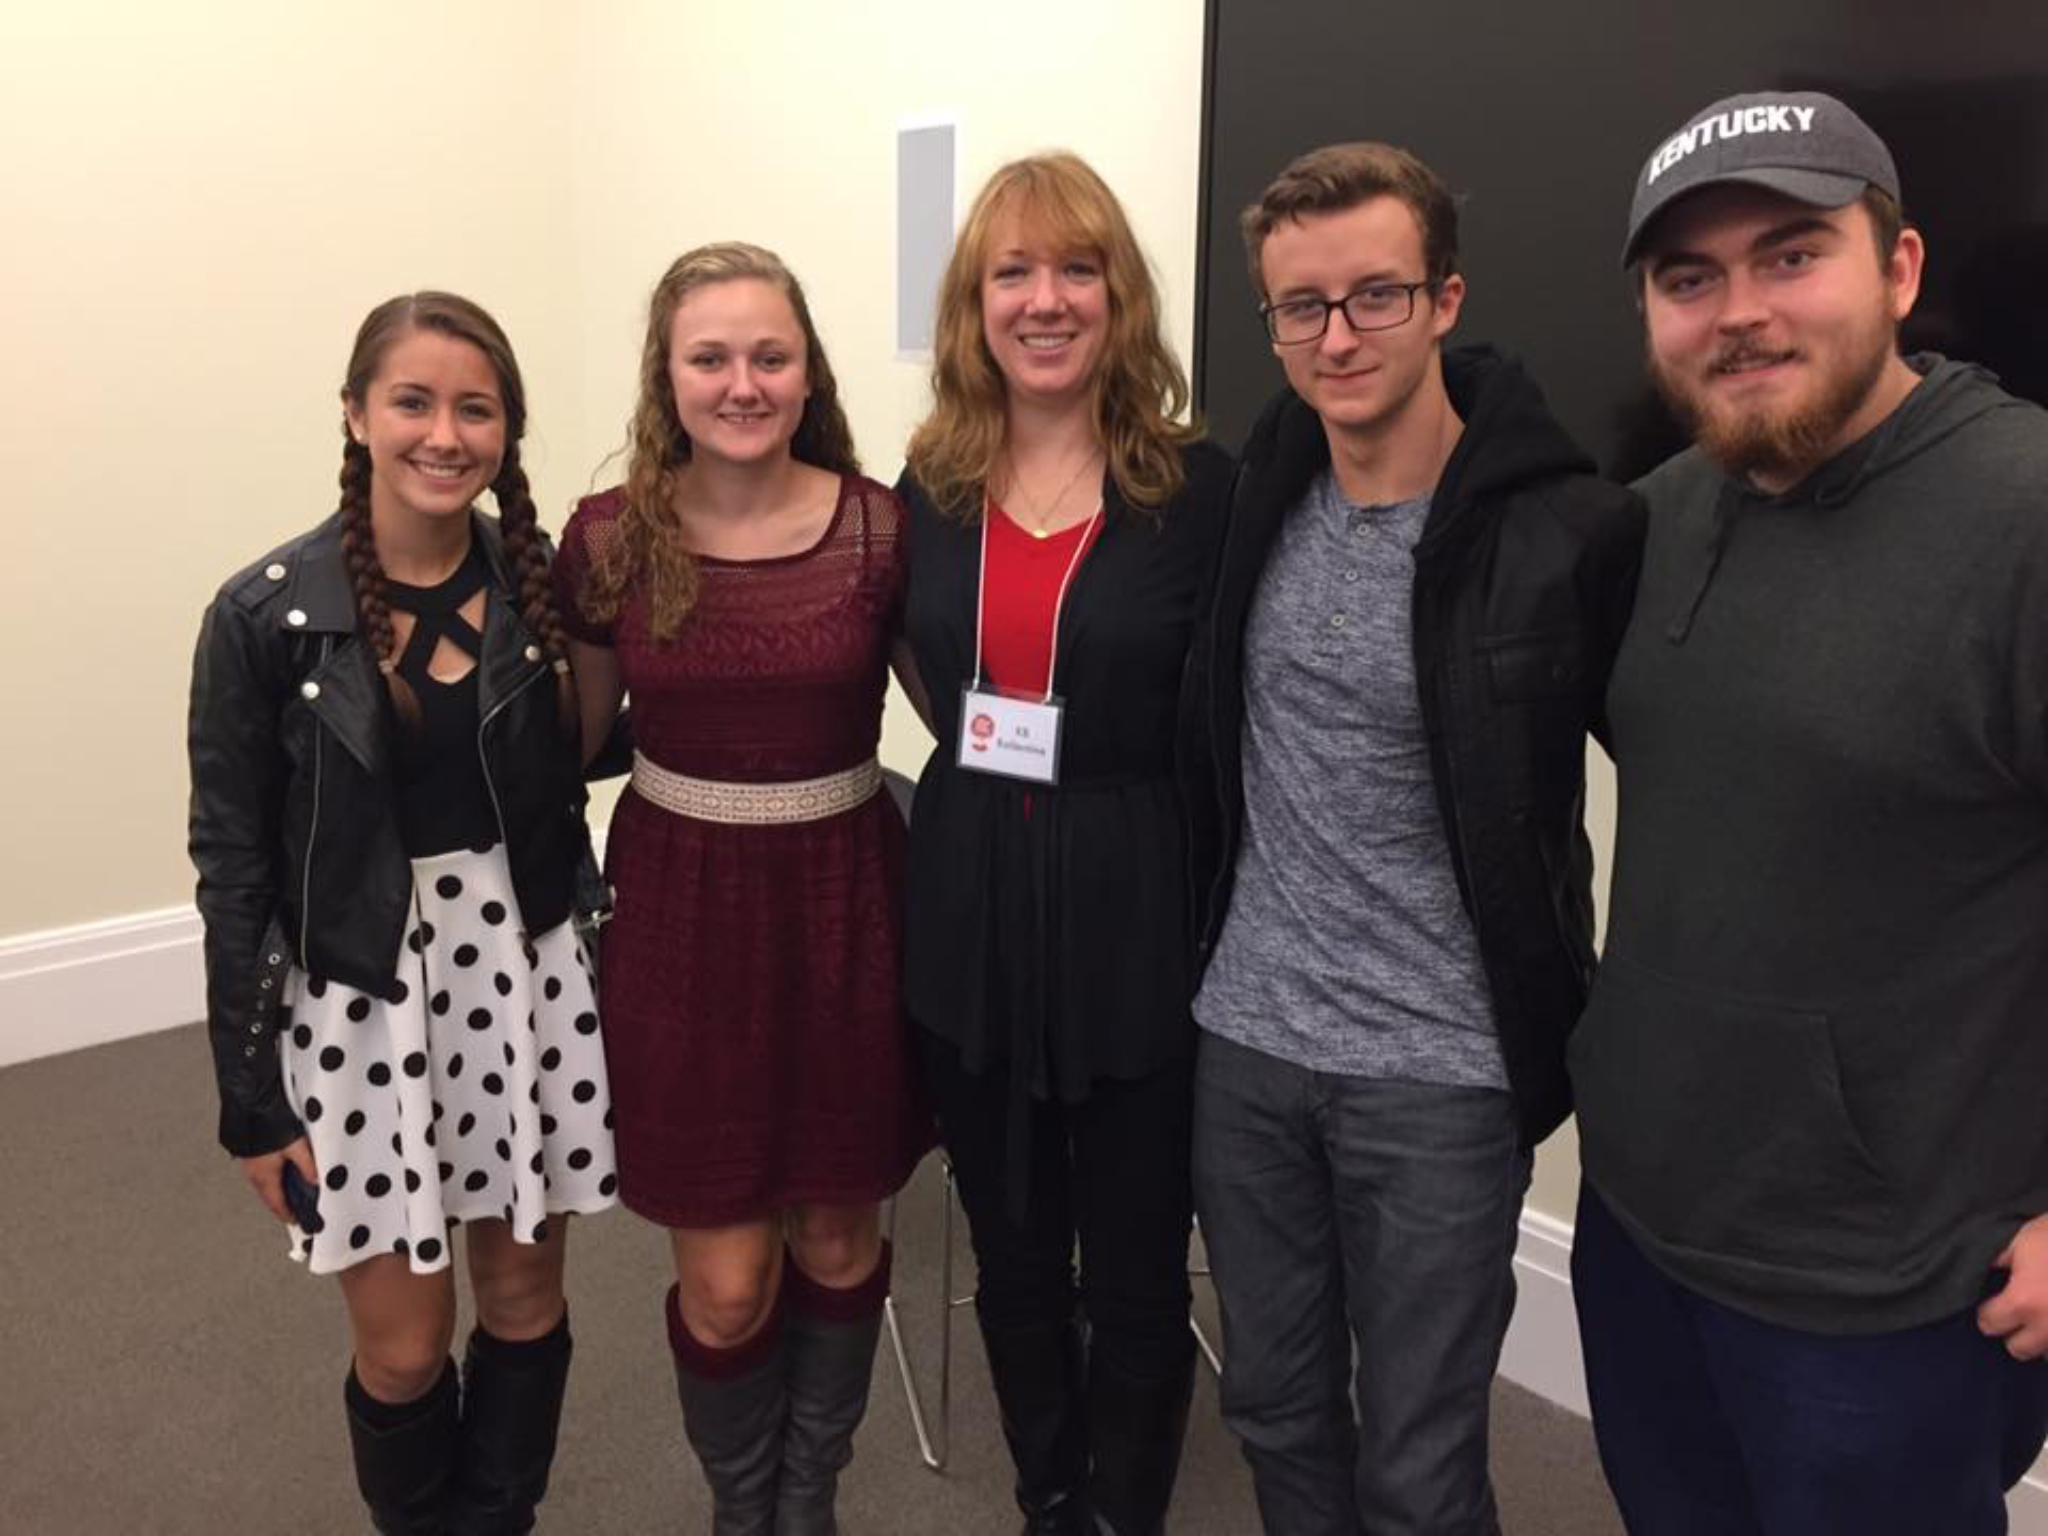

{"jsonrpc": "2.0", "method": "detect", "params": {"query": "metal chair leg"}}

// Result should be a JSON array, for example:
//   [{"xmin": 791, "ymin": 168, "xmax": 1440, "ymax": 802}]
[
  {"xmin": 885, "ymin": 1155, "xmax": 975, "ymax": 1473},
  {"xmin": 1189, "ymin": 1223, "xmax": 1223, "ymax": 1378}
]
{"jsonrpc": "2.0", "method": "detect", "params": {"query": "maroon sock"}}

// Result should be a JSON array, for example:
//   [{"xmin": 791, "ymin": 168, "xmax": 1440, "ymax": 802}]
[
  {"xmin": 782, "ymin": 1239, "xmax": 892, "ymax": 1323},
  {"xmin": 666, "ymin": 1281, "xmax": 787, "ymax": 1381}
]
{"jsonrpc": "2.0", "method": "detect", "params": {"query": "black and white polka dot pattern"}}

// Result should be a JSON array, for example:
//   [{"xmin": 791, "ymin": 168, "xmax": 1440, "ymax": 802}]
[{"xmin": 278, "ymin": 844, "xmax": 616, "ymax": 1276}]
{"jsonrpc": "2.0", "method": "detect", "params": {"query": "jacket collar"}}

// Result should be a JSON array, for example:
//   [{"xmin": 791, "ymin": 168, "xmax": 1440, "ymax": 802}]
[
  {"xmin": 283, "ymin": 511, "xmax": 539, "ymax": 779},
  {"xmin": 281, "ymin": 509, "xmax": 518, "ymax": 635}
]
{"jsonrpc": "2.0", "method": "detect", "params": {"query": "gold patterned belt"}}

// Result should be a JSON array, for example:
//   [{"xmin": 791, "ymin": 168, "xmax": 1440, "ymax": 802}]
[{"xmin": 630, "ymin": 752, "xmax": 881, "ymax": 826}]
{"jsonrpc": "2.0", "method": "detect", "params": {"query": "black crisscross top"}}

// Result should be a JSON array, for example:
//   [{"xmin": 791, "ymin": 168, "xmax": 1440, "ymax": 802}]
[{"xmin": 385, "ymin": 544, "xmax": 498, "ymax": 857}]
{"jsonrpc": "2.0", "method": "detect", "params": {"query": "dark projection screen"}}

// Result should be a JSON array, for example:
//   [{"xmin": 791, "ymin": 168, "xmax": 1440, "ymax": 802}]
[{"xmin": 1193, "ymin": 0, "xmax": 2048, "ymax": 480}]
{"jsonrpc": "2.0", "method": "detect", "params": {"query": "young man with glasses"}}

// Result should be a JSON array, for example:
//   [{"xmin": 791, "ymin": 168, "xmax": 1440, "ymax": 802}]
[
  {"xmin": 1567, "ymin": 91, "xmax": 2048, "ymax": 1531},
  {"xmin": 1183, "ymin": 141, "xmax": 1642, "ymax": 1535}
]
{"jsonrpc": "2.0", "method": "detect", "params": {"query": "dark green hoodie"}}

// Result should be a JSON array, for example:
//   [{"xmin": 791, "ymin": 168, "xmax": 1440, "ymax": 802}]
[{"xmin": 1570, "ymin": 356, "xmax": 2048, "ymax": 1333}]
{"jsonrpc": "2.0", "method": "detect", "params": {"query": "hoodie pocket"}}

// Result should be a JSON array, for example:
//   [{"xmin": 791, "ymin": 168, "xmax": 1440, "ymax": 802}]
[{"xmin": 1570, "ymin": 952, "xmax": 1896, "ymax": 1270}]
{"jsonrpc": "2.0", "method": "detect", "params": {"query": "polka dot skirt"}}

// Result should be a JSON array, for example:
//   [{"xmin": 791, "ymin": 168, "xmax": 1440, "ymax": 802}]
[{"xmin": 278, "ymin": 844, "xmax": 617, "ymax": 1275}]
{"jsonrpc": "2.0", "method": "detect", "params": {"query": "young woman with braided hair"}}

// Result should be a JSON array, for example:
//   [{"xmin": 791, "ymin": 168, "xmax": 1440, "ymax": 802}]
[
  {"xmin": 189, "ymin": 292, "xmax": 617, "ymax": 1534},
  {"xmin": 553, "ymin": 243, "xmax": 931, "ymax": 1535}
]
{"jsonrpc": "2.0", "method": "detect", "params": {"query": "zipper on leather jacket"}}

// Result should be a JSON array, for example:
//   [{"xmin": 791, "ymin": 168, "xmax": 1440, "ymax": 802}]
[
  {"xmin": 475, "ymin": 659, "xmax": 548, "ymax": 931},
  {"xmin": 297, "ymin": 635, "xmax": 333, "ymax": 963}
]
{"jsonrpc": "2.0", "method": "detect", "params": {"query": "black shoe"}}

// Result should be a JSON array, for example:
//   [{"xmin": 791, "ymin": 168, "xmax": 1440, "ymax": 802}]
[
  {"xmin": 1019, "ymin": 1490, "xmax": 1094, "ymax": 1535},
  {"xmin": 669, "ymin": 1286, "xmax": 787, "ymax": 1536},
  {"xmin": 1085, "ymin": 1348, "xmax": 1194, "ymax": 1536},
  {"xmin": 346, "ymin": 1359, "xmax": 459, "ymax": 1536},
  {"xmin": 980, "ymin": 1314, "xmax": 1090, "ymax": 1532},
  {"xmin": 447, "ymin": 1315, "xmax": 572, "ymax": 1536}
]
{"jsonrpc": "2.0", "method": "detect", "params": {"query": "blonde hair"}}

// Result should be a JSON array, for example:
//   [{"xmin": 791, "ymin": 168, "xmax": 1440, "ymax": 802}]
[
  {"xmin": 905, "ymin": 152, "xmax": 1197, "ymax": 519},
  {"xmin": 580, "ymin": 242, "xmax": 860, "ymax": 639}
]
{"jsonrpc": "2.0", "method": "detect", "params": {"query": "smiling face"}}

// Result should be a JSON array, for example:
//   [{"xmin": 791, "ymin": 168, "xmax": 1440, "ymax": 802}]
[
  {"xmin": 979, "ymin": 210, "xmax": 1110, "ymax": 411},
  {"xmin": 1256, "ymin": 195, "xmax": 1463, "ymax": 448},
  {"xmin": 665, "ymin": 276, "xmax": 810, "ymax": 467},
  {"xmin": 345, "ymin": 326, "xmax": 507, "ymax": 532},
  {"xmin": 1639, "ymin": 183, "xmax": 1923, "ymax": 489}
]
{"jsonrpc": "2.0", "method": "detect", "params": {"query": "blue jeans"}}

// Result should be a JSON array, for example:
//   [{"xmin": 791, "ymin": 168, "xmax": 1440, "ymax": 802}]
[
  {"xmin": 1192, "ymin": 1031, "xmax": 1530, "ymax": 1536},
  {"xmin": 1572, "ymin": 1182, "xmax": 2048, "ymax": 1535}
]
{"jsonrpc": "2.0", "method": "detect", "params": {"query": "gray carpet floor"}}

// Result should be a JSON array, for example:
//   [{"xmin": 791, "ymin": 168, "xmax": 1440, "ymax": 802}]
[{"xmin": 0, "ymin": 1025, "xmax": 1623, "ymax": 1534}]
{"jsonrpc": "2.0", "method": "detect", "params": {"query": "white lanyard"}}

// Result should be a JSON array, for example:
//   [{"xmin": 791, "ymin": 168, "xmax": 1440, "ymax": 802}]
[{"xmin": 970, "ymin": 496, "xmax": 1103, "ymax": 703}]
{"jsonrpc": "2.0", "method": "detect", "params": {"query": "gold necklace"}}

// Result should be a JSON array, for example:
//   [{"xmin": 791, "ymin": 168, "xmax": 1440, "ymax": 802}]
[{"xmin": 1006, "ymin": 448, "xmax": 1102, "ymax": 539}]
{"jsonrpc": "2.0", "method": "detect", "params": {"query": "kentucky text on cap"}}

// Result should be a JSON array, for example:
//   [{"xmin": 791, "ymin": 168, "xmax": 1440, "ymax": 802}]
[
  {"xmin": 1646, "ymin": 103, "xmax": 1819, "ymax": 184},
  {"xmin": 1621, "ymin": 90, "xmax": 1901, "ymax": 267}
]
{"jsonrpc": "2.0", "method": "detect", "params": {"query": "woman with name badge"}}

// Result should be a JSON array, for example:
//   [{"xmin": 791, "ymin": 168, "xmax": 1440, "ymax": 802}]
[
  {"xmin": 552, "ymin": 243, "xmax": 930, "ymax": 1534},
  {"xmin": 187, "ymin": 292, "xmax": 617, "ymax": 1533},
  {"xmin": 897, "ymin": 153, "xmax": 1234, "ymax": 1536}
]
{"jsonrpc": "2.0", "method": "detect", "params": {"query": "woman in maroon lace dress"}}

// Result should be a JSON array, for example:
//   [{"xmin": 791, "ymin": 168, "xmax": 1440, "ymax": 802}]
[{"xmin": 551, "ymin": 243, "xmax": 929, "ymax": 1534}]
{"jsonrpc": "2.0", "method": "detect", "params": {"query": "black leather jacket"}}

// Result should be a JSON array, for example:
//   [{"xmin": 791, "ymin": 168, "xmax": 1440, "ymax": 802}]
[
  {"xmin": 188, "ymin": 510, "xmax": 591, "ymax": 1157},
  {"xmin": 1184, "ymin": 346, "xmax": 1645, "ymax": 1145}
]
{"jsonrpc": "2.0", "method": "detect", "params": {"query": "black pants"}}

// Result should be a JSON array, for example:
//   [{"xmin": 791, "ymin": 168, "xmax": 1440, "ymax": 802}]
[{"xmin": 919, "ymin": 1030, "xmax": 1195, "ymax": 1386}]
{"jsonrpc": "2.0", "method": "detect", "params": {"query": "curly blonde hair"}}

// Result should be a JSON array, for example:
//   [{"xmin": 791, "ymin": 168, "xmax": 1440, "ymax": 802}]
[
  {"xmin": 580, "ymin": 243, "xmax": 860, "ymax": 639},
  {"xmin": 905, "ymin": 152, "xmax": 1197, "ymax": 519}
]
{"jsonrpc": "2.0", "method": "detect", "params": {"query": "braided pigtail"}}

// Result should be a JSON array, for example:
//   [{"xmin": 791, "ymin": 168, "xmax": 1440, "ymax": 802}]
[
  {"xmin": 492, "ymin": 442, "xmax": 580, "ymax": 737},
  {"xmin": 336, "ymin": 436, "xmax": 423, "ymax": 731}
]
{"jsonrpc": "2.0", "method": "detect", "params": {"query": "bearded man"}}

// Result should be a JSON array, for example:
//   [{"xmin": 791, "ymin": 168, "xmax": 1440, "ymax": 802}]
[{"xmin": 1566, "ymin": 90, "xmax": 2048, "ymax": 1533}]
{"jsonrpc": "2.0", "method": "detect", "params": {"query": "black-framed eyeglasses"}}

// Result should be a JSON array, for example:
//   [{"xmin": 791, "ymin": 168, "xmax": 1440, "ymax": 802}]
[{"xmin": 1260, "ymin": 281, "xmax": 1437, "ymax": 345}]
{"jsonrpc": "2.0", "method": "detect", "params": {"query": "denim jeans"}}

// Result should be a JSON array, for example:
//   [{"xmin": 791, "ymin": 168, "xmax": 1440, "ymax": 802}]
[
  {"xmin": 1193, "ymin": 1030, "xmax": 1530, "ymax": 1536},
  {"xmin": 1573, "ymin": 1182, "xmax": 2048, "ymax": 1535}
]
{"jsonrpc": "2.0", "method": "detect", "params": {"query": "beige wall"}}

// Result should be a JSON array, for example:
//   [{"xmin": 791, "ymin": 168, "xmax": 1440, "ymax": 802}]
[
  {"xmin": 1, "ymin": 2, "xmax": 577, "ymax": 935},
  {"xmin": 3, "ymin": 0, "xmax": 1594, "ymax": 1222}
]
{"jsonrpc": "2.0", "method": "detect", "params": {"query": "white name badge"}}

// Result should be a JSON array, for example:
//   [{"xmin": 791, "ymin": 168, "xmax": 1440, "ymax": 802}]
[{"xmin": 956, "ymin": 685, "xmax": 1065, "ymax": 785}]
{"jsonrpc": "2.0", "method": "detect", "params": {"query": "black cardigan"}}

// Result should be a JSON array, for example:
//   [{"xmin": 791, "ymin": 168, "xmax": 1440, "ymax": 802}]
[{"xmin": 898, "ymin": 442, "xmax": 1235, "ymax": 1101}]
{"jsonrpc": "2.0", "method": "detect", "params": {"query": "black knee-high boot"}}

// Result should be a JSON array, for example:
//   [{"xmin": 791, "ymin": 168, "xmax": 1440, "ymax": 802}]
[
  {"xmin": 776, "ymin": 1242, "xmax": 892, "ymax": 1536},
  {"xmin": 668, "ymin": 1283, "xmax": 788, "ymax": 1536},
  {"xmin": 347, "ymin": 1358, "xmax": 460, "ymax": 1535},
  {"xmin": 448, "ymin": 1313, "xmax": 573, "ymax": 1535},
  {"xmin": 1086, "ymin": 1345, "xmax": 1194, "ymax": 1536},
  {"xmin": 980, "ymin": 1312, "xmax": 1092, "ymax": 1535}
]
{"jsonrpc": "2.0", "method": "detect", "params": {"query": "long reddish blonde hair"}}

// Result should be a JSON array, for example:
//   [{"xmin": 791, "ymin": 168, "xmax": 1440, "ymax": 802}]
[{"xmin": 905, "ymin": 152, "xmax": 1197, "ymax": 519}]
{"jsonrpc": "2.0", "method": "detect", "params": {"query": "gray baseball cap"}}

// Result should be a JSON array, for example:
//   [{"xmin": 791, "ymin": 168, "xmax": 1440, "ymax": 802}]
[{"xmin": 1622, "ymin": 90, "xmax": 1900, "ymax": 266}]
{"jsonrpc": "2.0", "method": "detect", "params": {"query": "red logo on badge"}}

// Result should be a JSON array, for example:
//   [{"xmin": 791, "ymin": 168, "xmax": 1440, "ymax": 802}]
[{"xmin": 970, "ymin": 712, "xmax": 995, "ymax": 751}]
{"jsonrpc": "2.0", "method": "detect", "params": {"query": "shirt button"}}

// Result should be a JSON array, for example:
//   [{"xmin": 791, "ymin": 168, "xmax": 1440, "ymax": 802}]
[
  {"xmin": 286, "ymin": 608, "xmax": 308, "ymax": 627},
  {"xmin": 300, "ymin": 681, "xmax": 321, "ymax": 701},
  {"xmin": 265, "ymin": 563, "xmax": 287, "ymax": 581},
  {"xmin": 1345, "ymin": 569, "xmax": 1361, "ymax": 583},
  {"xmin": 523, "ymin": 644, "xmax": 542, "ymax": 663},
  {"xmin": 243, "ymin": 1044, "xmax": 259, "ymax": 1058},
  {"xmin": 1330, "ymin": 614, "xmax": 1346, "ymax": 630}
]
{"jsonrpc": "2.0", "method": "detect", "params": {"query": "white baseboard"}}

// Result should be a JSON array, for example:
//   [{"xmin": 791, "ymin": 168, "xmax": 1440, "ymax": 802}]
[
  {"xmin": 0, "ymin": 828, "xmax": 615, "ymax": 1072},
  {"xmin": 1500, "ymin": 1208, "xmax": 2048, "ymax": 1530},
  {"xmin": 1499, "ymin": 1207, "xmax": 1591, "ymax": 1415},
  {"xmin": 0, "ymin": 907, "xmax": 205, "ymax": 1068}
]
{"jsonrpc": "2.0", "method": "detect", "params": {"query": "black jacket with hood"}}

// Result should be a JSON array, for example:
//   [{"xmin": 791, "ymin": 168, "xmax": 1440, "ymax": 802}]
[
  {"xmin": 1570, "ymin": 356, "xmax": 2048, "ymax": 1333},
  {"xmin": 1186, "ymin": 345, "xmax": 1644, "ymax": 1146},
  {"xmin": 188, "ymin": 511, "xmax": 594, "ymax": 1158}
]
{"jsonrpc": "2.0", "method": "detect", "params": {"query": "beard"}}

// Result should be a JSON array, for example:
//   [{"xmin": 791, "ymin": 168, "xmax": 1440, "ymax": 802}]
[{"xmin": 1649, "ymin": 312, "xmax": 1896, "ymax": 486}]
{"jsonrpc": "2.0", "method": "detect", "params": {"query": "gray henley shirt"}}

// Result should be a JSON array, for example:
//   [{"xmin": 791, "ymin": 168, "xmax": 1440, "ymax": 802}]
[{"xmin": 1193, "ymin": 468, "xmax": 1505, "ymax": 1087}]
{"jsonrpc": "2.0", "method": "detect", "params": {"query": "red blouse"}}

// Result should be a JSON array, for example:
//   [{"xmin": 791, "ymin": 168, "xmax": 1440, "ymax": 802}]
[{"xmin": 981, "ymin": 500, "xmax": 1102, "ymax": 699}]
